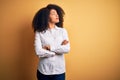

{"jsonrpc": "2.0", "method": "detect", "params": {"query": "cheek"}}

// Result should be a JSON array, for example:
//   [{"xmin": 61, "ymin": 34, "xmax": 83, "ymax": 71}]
[
  {"xmin": 49, "ymin": 16, "xmax": 53, "ymax": 20},
  {"xmin": 49, "ymin": 16, "xmax": 56, "ymax": 22}
]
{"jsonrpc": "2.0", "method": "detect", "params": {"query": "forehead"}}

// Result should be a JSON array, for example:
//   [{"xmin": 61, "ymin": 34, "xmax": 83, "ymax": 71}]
[{"xmin": 50, "ymin": 9, "xmax": 57, "ymax": 13}]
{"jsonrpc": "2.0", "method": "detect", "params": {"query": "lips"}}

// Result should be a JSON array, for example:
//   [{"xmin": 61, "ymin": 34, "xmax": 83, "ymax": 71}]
[{"xmin": 56, "ymin": 18, "xmax": 59, "ymax": 20}]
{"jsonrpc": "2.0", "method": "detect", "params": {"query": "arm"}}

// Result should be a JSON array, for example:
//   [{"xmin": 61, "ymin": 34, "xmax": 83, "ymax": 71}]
[
  {"xmin": 34, "ymin": 31, "xmax": 55, "ymax": 58},
  {"xmin": 50, "ymin": 28, "xmax": 70, "ymax": 54}
]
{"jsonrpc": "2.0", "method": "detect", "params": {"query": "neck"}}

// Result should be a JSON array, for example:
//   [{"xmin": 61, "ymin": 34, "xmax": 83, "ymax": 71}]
[{"xmin": 48, "ymin": 22, "xmax": 55, "ymax": 29}]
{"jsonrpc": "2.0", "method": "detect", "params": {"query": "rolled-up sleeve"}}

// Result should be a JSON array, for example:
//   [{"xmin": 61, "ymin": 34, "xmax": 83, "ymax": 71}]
[{"xmin": 34, "ymin": 31, "xmax": 55, "ymax": 57}]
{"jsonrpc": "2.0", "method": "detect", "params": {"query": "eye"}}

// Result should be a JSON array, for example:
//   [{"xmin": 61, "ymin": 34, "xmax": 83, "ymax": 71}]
[
  {"xmin": 50, "ymin": 12, "xmax": 57, "ymax": 15},
  {"xmin": 50, "ymin": 10, "xmax": 58, "ymax": 15},
  {"xmin": 51, "ymin": 13, "xmax": 56, "ymax": 15}
]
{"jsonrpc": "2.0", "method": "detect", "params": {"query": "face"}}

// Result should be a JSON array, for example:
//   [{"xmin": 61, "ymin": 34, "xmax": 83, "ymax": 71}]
[{"xmin": 49, "ymin": 9, "xmax": 59, "ymax": 24}]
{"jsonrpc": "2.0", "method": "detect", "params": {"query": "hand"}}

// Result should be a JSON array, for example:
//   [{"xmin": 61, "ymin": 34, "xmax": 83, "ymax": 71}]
[
  {"xmin": 61, "ymin": 40, "xmax": 69, "ymax": 45},
  {"xmin": 43, "ymin": 45, "xmax": 50, "ymax": 50}
]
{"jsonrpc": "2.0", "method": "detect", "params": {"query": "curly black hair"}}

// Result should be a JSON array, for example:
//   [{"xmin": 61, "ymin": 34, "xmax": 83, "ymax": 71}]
[{"xmin": 32, "ymin": 4, "xmax": 65, "ymax": 32}]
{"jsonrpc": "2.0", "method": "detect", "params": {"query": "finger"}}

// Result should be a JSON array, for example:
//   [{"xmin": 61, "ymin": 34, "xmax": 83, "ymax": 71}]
[
  {"xmin": 63, "ymin": 40, "xmax": 68, "ymax": 43},
  {"xmin": 62, "ymin": 41, "xmax": 69, "ymax": 45}
]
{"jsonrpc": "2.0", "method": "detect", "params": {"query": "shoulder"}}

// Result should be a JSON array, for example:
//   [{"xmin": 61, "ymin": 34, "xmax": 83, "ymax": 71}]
[
  {"xmin": 35, "ymin": 31, "xmax": 43, "ymax": 36},
  {"xmin": 35, "ymin": 30, "xmax": 47, "ymax": 35},
  {"xmin": 35, "ymin": 31, "xmax": 40, "ymax": 34}
]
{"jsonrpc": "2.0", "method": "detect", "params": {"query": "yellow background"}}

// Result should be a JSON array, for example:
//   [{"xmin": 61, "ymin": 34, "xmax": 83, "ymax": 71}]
[{"xmin": 0, "ymin": 0, "xmax": 120, "ymax": 80}]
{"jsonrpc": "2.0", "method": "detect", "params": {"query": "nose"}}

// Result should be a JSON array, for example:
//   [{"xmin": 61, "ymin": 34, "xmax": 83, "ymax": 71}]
[{"xmin": 56, "ymin": 14, "xmax": 59, "ymax": 18}]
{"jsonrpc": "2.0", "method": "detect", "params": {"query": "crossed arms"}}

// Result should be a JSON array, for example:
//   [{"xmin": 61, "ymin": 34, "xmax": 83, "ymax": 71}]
[{"xmin": 34, "ymin": 29, "xmax": 70, "ymax": 58}]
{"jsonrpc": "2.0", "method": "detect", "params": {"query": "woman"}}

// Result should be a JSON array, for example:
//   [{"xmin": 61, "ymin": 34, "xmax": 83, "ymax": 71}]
[{"xmin": 32, "ymin": 4, "xmax": 70, "ymax": 80}]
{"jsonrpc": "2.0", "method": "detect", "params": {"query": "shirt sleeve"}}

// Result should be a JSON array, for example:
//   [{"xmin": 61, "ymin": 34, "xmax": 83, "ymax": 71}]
[
  {"xmin": 34, "ymin": 31, "xmax": 55, "ymax": 57},
  {"xmin": 50, "ymin": 28, "xmax": 70, "ymax": 54}
]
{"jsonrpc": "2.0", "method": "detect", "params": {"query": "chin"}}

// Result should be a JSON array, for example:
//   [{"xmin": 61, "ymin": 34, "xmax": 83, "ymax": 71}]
[
  {"xmin": 53, "ymin": 20, "xmax": 59, "ymax": 24},
  {"xmin": 56, "ymin": 20, "xmax": 59, "ymax": 23},
  {"xmin": 55, "ymin": 22, "xmax": 59, "ymax": 24}
]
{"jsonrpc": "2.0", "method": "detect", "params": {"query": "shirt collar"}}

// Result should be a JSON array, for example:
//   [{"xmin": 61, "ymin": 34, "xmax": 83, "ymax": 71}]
[
  {"xmin": 48, "ymin": 25, "xmax": 60, "ymax": 31},
  {"xmin": 54, "ymin": 25, "xmax": 60, "ymax": 30}
]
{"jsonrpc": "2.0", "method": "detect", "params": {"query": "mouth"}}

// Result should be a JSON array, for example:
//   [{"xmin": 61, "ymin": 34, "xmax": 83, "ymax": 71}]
[{"xmin": 56, "ymin": 18, "xmax": 59, "ymax": 20}]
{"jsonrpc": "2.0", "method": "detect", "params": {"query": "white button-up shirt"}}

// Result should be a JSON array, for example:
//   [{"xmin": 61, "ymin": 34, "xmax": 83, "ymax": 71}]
[{"xmin": 34, "ymin": 26, "xmax": 70, "ymax": 75}]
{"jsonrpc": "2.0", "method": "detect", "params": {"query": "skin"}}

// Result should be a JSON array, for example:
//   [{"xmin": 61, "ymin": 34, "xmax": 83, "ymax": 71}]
[{"xmin": 43, "ymin": 9, "xmax": 68, "ymax": 51}]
